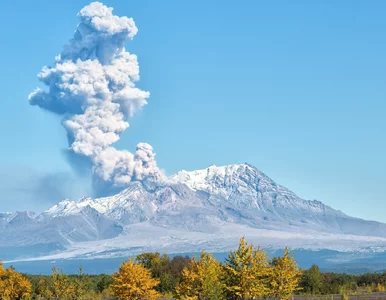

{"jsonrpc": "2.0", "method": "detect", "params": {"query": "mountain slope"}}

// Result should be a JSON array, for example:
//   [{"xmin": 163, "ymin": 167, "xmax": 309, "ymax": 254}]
[
  {"xmin": 1, "ymin": 163, "xmax": 386, "ymax": 261},
  {"xmin": 171, "ymin": 164, "xmax": 386, "ymax": 237}
]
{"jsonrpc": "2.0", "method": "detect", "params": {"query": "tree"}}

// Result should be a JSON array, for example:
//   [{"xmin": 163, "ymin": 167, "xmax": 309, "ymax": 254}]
[
  {"xmin": 165, "ymin": 256, "xmax": 192, "ymax": 283},
  {"xmin": 34, "ymin": 278, "xmax": 53, "ymax": 299},
  {"xmin": 136, "ymin": 252, "xmax": 170, "ymax": 278},
  {"xmin": 111, "ymin": 258, "xmax": 161, "ymax": 300},
  {"xmin": 176, "ymin": 251, "xmax": 225, "ymax": 300},
  {"xmin": 269, "ymin": 247, "xmax": 301, "ymax": 300},
  {"xmin": 96, "ymin": 275, "xmax": 113, "ymax": 293},
  {"xmin": 73, "ymin": 267, "xmax": 90, "ymax": 299},
  {"xmin": 300, "ymin": 264, "xmax": 323, "ymax": 294},
  {"xmin": 50, "ymin": 266, "xmax": 75, "ymax": 299},
  {"xmin": 0, "ymin": 262, "xmax": 32, "ymax": 300},
  {"xmin": 136, "ymin": 252, "xmax": 174, "ymax": 293},
  {"xmin": 136, "ymin": 252, "xmax": 191, "ymax": 295},
  {"xmin": 223, "ymin": 237, "xmax": 271, "ymax": 299}
]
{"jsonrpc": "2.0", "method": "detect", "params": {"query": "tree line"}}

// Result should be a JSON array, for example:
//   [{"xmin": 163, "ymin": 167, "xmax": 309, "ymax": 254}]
[{"xmin": 1, "ymin": 237, "xmax": 386, "ymax": 299}]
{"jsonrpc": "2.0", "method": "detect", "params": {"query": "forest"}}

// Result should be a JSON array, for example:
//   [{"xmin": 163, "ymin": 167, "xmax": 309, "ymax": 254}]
[{"xmin": 1, "ymin": 237, "xmax": 386, "ymax": 299}]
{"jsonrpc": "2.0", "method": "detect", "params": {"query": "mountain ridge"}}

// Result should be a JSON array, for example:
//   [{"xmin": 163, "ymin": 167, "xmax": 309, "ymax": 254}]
[{"xmin": 1, "ymin": 163, "xmax": 386, "ymax": 261}]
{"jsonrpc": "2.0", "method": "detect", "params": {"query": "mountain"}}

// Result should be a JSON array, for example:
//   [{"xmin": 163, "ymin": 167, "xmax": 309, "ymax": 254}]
[{"xmin": 2, "ymin": 163, "xmax": 386, "ymax": 262}]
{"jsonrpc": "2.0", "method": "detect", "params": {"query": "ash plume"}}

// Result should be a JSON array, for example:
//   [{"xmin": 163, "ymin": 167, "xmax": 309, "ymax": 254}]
[{"xmin": 29, "ymin": 2, "xmax": 163, "ymax": 195}]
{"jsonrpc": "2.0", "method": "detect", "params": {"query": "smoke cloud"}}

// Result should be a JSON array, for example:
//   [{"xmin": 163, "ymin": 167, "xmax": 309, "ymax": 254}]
[
  {"xmin": 29, "ymin": 2, "xmax": 163, "ymax": 195},
  {"xmin": 0, "ymin": 166, "xmax": 90, "ymax": 212}
]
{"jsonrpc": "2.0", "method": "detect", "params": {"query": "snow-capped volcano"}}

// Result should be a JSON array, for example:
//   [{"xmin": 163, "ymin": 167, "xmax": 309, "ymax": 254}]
[{"xmin": 2, "ymin": 163, "xmax": 386, "ymax": 261}]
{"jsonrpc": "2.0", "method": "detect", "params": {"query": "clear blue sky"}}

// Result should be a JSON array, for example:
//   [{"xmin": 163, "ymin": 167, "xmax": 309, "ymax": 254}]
[{"xmin": 0, "ymin": 0, "xmax": 385, "ymax": 221}]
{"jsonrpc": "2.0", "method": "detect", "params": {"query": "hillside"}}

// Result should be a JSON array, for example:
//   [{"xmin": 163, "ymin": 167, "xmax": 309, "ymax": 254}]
[{"xmin": 2, "ymin": 164, "xmax": 386, "ymax": 261}]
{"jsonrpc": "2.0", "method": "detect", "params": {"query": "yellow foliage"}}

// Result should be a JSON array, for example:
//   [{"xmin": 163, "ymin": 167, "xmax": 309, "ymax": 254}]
[
  {"xmin": 50, "ymin": 266, "xmax": 75, "ymax": 299},
  {"xmin": 111, "ymin": 258, "xmax": 161, "ymax": 300},
  {"xmin": 73, "ymin": 266, "xmax": 91, "ymax": 299},
  {"xmin": 341, "ymin": 292, "xmax": 349, "ymax": 300},
  {"xmin": 176, "ymin": 251, "xmax": 225, "ymax": 300},
  {"xmin": 0, "ymin": 239, "xmax": 305, "ymax": 300},
  {"xmin": 0, "ymin": 261, "xmax": 32, "ymax": 300},
  {"xmin": 224, "ymin": 236, "xmax": 271, "ymax": 299},
  {"xmin": 269, "ymin": 247, "xmax": 301, "ymax": 300},
  {"xmin": 35, "ymin": 278, "xmax": 53, "ymax": 299}
]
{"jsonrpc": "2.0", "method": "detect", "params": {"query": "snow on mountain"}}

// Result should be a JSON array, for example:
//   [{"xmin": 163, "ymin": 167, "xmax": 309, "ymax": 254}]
[
  {"xmin": 0, "ymin": 212, "xmax": 17, "ymax": 227},
  {"xmin": 2, "ymin": 163, "xmax": 386, "ymax": 261},
  {"xmin": 0, "ymin": 206, "xmax": 122, "ymax": 249},
  {"xmin": 170, "ymin": 164, "xmax": 344, "ymax": 218},
  {"xmin": 170, "ymin": 164, "xmax": 386, "ymax": 237}
]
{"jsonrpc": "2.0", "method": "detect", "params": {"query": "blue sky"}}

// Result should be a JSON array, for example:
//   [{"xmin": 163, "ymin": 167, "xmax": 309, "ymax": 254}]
[{"xmin": 0, "ymin": 0, "xmax": 385, "ymax": 221}]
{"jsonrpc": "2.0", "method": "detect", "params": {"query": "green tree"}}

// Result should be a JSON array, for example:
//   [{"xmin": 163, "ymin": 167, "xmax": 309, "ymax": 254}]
[
  {"xmin": 136, "ymin": 252, "xmax": 170, "ymax": 278},
  {"xmin": 136, "ymin": 252, "xmax": 190, "ymax": 295},
  {"xmin": 300, "ymin": 264, "xmax": 323, "ymax": 294},
  {"xmin": 96, "ymin": 275, "xmax": 113, "ymax": 293},
  {"xmin": 136, "ymin": 252, "xmax": 174, "ymax": 293},
  {"xmin": 223, "ymin": 237, "xmax": 271, "ymax": 299}
]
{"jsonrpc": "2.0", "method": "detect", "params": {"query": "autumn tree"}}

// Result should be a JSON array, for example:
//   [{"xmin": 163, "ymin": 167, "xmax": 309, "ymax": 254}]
[
  {"xmin": 73, "ymin": 267, "xmax": 90, "ymax": 299},
  {"xmin": 50, "ymin": 266, "xmax": 75, "ymax": 299},
  {"xmin": 223, "ymin": 237, "xmax": 271, "ymax": 299},
  {"xmin": 0, "ymin": 262, "xmax": 32, "ymax": 300},
  {"xmin": 34, "ymin": 278, "xmax": 53, "ymax": 299},
  {"xmin": 176, "ymin": 251, "xmax": 225, "ymax": 300},
  {"xmin": 111, "ymin": 258, "xmax": 161, "ymax": 300},
  {"xmin": 269, "ymin": 247, "xmax": 301, "ymax": 300}
]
